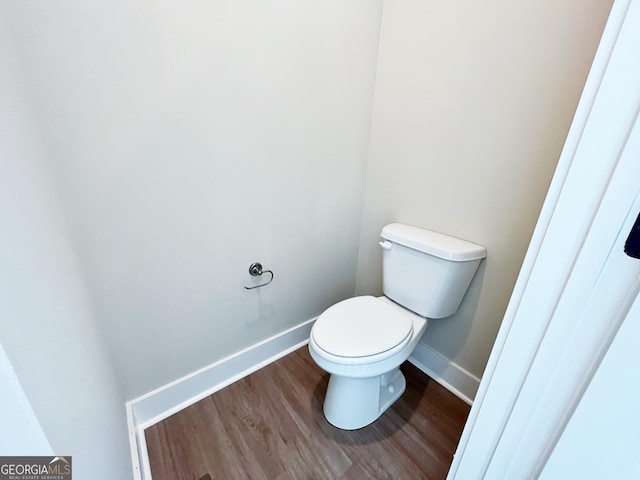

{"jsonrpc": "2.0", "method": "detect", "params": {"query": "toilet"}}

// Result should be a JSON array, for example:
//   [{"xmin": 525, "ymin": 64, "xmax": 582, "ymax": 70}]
[{"xmin": 308, "ymin": 223, "xmax": 486, "ymax": 430}]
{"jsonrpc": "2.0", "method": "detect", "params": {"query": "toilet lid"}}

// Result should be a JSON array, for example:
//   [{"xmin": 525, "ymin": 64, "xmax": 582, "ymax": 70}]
[{"xmin": 312, "ymin": 296, "xmax": 414, "ymax": 358}]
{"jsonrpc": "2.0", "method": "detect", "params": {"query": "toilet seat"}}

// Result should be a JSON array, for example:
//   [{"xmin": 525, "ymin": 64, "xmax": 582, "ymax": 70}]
[{"xmin": 311, "ymin": 296, "xmax": 414, "ymax": 365}]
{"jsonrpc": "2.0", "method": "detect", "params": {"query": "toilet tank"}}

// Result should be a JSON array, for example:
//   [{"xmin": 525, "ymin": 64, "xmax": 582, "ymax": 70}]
[{"xmin": 380, "ymin": 223, "xmax": 486, "ymax": 318}]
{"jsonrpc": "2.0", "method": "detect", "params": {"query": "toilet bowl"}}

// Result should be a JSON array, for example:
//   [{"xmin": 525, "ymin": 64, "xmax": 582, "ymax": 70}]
[
  {"xmin": 309, "ymin": 223, "xmax": 486, "ymax": 430},
  {"xmin": 309, "ymin": 296, "xmax": 427, "ymax": 430}
]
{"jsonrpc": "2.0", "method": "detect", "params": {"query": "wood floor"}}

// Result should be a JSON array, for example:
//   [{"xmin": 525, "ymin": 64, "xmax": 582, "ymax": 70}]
[{"xmin": 145, "ymin": 347, "xmax": 470, "ymax": 480}]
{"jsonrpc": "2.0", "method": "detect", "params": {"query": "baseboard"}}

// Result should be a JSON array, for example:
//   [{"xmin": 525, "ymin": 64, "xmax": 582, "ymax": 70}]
[
  {"xmin": 126, "ymin": 318, "xmax": 316, "ymax": 480},
  {"xmin": 409, "ymin": 342, "xmax": 480, "ymax": 405}
]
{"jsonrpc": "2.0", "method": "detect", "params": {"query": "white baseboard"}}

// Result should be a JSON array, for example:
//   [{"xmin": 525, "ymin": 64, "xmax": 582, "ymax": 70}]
[
  {"xmin": 409, "ymin": 341, "xmax": 480, "ymax": 405},
  {"xmin": 126, "ymin": 318, "xmax": 316, "ymax": 480}
]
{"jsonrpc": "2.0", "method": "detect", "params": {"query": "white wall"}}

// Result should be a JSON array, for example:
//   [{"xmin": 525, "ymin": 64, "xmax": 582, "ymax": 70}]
[
  {"xmin": 0, "ymin": 18, "xmax": 131, "ymax": 478},
  {"xmin": 1, "ymin": 0, "xmax": 383, "ymax": 399},
  {"xmin": 0, "ymin": 341, "xmax": 52, "ymax": 455},
  {"xmin": 356, "ymin": 0, "xmax": 613, "ymax": 379}
]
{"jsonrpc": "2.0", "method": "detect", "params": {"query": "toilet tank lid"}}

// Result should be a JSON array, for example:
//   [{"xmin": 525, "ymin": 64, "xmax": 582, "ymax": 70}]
[{"xmin": 381, "ymin": 223, "xmax": 487, "ymax": 261}]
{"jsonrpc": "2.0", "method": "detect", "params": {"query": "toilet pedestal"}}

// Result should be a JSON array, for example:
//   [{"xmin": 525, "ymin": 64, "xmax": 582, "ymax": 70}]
[{"xmin": 323, "ymin": 367, "xmax": 406, "ymax": 430}]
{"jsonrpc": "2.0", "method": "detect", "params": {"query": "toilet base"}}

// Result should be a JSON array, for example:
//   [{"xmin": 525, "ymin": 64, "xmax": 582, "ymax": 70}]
[{"xmin": 322, "ymin": 367, "xmax": 406, "ymax": 430}]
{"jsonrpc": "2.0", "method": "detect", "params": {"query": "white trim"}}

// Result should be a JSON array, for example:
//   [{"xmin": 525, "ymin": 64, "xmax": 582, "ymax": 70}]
[
  {"xmin": 126, "ymin": 402, "xmax": 143, "ymax": 480},
  {"xmin": 126, "ymin": 318, "xmax": 316, "ymax": 480},
  {"xmin": 409, "ymin": 342, "xmax": 479, "ymax": 406}
]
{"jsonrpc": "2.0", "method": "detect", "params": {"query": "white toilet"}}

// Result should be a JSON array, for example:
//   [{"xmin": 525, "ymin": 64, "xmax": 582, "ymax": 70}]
[{"xmin": 308, "ymin": 223, "xmax": 486, "ymax": 430}]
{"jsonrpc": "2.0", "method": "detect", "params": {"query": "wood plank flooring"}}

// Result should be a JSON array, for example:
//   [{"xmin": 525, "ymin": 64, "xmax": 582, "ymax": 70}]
[{"xmin": 145, "ymin": 347, "xmax": 470, "ymax": 480}]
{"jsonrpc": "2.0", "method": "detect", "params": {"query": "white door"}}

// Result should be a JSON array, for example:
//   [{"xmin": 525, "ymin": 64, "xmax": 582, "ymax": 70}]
[
  {"xmin": 448, "ymin": 0, "xmax": 640, "ymax": 477},
  {"xmin": 538, "ymin": 287, "xmax": 640, "ymax": 478}
]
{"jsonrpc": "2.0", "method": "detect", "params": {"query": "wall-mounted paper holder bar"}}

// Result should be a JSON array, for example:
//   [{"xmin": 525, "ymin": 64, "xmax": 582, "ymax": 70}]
[{"xmin": 244, "ymin": 262, "xmax": 274, "ymax": 290}]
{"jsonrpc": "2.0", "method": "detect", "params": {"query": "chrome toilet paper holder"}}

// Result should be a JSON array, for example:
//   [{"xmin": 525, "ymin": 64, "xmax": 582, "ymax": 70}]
[{"xmin": 244, "ymin": 262, "xmax": 274, "ymax": 290}]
